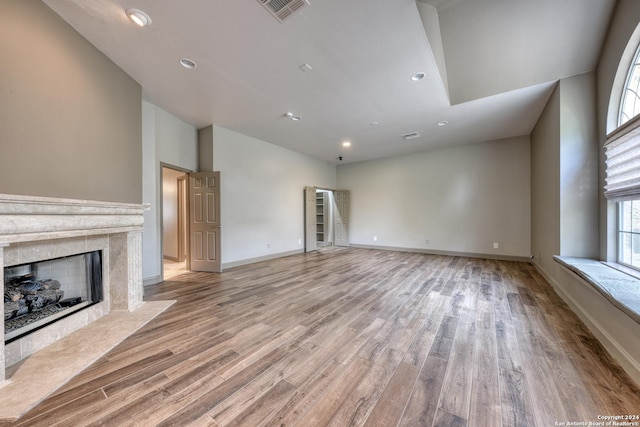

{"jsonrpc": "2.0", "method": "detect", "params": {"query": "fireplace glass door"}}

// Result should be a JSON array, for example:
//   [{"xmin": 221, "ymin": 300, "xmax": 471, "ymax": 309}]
[{"xmin": 4, "ymin": 251, "xmax": 103, "ymax": 342}]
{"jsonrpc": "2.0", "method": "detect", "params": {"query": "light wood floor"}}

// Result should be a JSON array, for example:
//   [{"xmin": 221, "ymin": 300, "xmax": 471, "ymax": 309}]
[
  {"xmin": 3, "ymin": 247, "xmax": 639, "ymax": 426},
  {"xmin": 163, "ymin": 259, "xmax": 188, "ymax": 280}
]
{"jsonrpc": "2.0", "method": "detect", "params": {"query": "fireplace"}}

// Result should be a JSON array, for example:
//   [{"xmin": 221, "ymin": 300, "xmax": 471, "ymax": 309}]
[
  {"xmin": 0, "ymin": 193, "xmax": 149, "ymax": 376},
  {"xmin": 4, "ymin": 251, "xmax": 104, "ymax": 343},
  {"xmin": 0, "ymin": 193, "xmax": 176, "ymax": 421}
]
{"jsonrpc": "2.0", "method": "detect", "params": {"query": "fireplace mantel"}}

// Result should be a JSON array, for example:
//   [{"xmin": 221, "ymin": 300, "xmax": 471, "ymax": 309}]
[{"xmin": 0, "ymin": 193, "xmax": 144, "ymax": 244}]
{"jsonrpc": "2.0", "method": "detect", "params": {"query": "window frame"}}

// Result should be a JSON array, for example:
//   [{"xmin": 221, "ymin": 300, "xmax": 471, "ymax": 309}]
[
  {"xmin": 617, "ymin": 199, "xmax": 640, "ymax": 271},
  {"xmin": 618, "ymin": 41, "xmax": 640, "ymax": 127}
]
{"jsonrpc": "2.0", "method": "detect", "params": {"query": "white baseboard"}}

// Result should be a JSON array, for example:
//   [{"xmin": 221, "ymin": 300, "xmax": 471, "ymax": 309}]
[
  {"xmin": 349, "ymin": 244, "xmax": 531, "ymax": 263},
  {"xmin": 143, "ymin": 275, "xmax": 162, "ymax": 286},
  {"xmin": 222, "ymin": 249, "xmax": 304, "ymax": 270},
  {"xmin": 534, "ymin": 263, "xmax": 640, "ymax": 386}
]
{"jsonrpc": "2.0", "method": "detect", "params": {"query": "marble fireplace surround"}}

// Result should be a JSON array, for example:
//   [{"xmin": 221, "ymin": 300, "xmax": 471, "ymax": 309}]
[{"xmin": 0, "ymin": 193, "xmax": 174, "ymax": 421}]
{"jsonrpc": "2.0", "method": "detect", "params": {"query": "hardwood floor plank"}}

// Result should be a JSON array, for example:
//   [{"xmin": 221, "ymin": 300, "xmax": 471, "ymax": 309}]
[
  {"xmin": 1, "ymin": 248, "xmax": 637, "ymax": 427},
  {"xmin": 22, "ymin": 348, "xmax": 175, "ymax": 417},
  {"xmin": 292, "ymin": 356, "xmax": 371, "ymax": 426},
  {"xmin": 156, "ymin": 348, "xmax": 288, "ymax": 427},
  {"xmin": 438, "ymin": 309, "xmax": 475, "ymax": 420},
  {"xmin": 362, "ymin": 361, "xmax": 420, "ymax": 427},
  {"xmin": 398, "ymin": 356, "xmax": 449, "ymax": 427},
  {"xmin": 402, "ymin": 294, "xmax": 447, "ymax": 366},
  {"xmin": 328, "ymin": 347, "xmax": 404, "ymax": 426},
  {"xmin": 86, "ymin": 352, "xmax": 236, "ymax": 426},
  {"xmin": 262, "ymin": 359, "xmax": 346, "ymax": 427},
  {"xmin": 468, "ymin": 379, "xmax": 501, "ymax": 427},
  {"xmin": 428, "ymin": 315, "xmax": 459, "ymax": 360},
  {"xmin": 214, "ymin": 379, "xmax": 296, "ymax": 427},
  {"xmin": 498, "ymin": 367, "xmax": 536, "ymax": 427},
  {"xmin": 12, "ymin": 389, "xmax": 107, "ymax": 427},
  {"xmin": 433, "ymin": 409, "xmax": 467, "ymax": 427}
]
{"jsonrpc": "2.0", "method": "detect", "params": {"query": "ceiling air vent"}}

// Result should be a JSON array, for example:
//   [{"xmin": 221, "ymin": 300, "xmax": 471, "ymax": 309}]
[
  {"xmin": 258, "ymin": 0, "xmax": 309, "ymax": 22},
  {"xmin": 402, "ymin": 132, "xmax": 421, "ymax": 140}
]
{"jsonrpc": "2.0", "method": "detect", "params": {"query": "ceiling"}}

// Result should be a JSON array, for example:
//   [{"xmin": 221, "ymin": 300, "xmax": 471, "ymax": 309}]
[{"xmin": 42, "ymin": 0, "xmax": 616, "ymax": 164}]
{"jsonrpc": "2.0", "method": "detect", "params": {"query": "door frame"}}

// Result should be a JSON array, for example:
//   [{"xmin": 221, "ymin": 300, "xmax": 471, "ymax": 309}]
[
  {"xmin": 160, "ymin": 162, "xmax": 193, "ymax": 281},
  {"xmin": 304, "ymin": 186, "xmax": 348, "ymax": 251}
]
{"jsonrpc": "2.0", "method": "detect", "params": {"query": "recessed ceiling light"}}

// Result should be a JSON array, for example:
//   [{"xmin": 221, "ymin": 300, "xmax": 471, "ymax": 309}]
[
  {"xmin": 342, "ymin": 141, "xmax": 352, "ymax": 148},
  {"xmin": 410, "ymin": 72, "xmax": 426, "ymax": 81},
  {"xmin": 437, "ymin": 121, "xmax": 449, "ymax": 126},
  {"xmin": 284, "ymin": 112, "xmax": 301, "ymax": 121},
  {"xmin": 370, "ymin": 121, "xmax": 379, "ymax": 126},
  {"xmin": 125, "ymin": 8, "xmax": 152, "ymax": 27},
  {"xmin": 298, "ymin": 63, "xmax": 313, "ymax": 72},
  {"xmin": 179, "ymin": 58, "xmax": 197, "ymax": 69}
]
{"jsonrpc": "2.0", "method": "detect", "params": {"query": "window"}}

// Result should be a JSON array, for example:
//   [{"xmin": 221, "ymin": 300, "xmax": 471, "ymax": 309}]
[
  {"xmin": 619, "ymin": 43, "xmax": 640, "ymax": 126},
  {"xmin": 618, "ymin": 200, "xmax": 640, "ymax": 269},
  {"xmin": 608, "ymin": 37, "xmax": 640, "ymax": 270}
]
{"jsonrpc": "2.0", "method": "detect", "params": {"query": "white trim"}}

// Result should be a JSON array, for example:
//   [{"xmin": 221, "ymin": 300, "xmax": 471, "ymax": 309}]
[
  {"xmin": 222, "ymin": 249, "xmax": 304, "ymax": 270},
  {"xmin": 349, "ymin": 244, "xmax": 531, "ymax": 263},
  {"xmin": 143, "ymin": 275, "xmax": 163, "ymax": 286}
]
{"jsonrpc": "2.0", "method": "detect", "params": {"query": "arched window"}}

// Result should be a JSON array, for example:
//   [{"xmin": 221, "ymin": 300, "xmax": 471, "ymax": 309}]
[
  {"xmin": 607, "ymin": 30, "xmax": 640, "ymax": 270},
  {"xmin": 619, "ymin": 43, "xmax": 640, "ymax": 126}
]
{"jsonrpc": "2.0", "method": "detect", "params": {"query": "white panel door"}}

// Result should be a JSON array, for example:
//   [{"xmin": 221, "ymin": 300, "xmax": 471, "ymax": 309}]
[
  {"xmin": 334, "ymin": 190, "xmax": 349, "ymax": 247},
  {"xmin": 304, "ymin": 187, "xmax": 317, "ymax": 252},
  {"xmin": 189, "ymin": 171, "xmax": 221, "ymax": 272}
]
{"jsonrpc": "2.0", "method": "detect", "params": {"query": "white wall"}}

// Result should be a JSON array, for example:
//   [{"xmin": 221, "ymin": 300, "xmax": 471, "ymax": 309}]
[
  {"xmin": 212, "ymin": 126, "xmax": 336, "ymax": 266},
  {"xmin": 142, "ymin": 102, "xmax": 198, "ymax": 283},
  {"xmin": 337, "ymin": 137, "xmax": 531, "ymax": 258}
]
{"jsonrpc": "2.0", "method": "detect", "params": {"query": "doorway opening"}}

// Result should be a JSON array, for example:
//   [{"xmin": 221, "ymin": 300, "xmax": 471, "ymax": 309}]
[
  {"xmin": 162, "ymin": 165, "xmax": 189, "ymax": 280},
  {"xmin": 316, "ymin": 189, "xmax": 334, "ymax": 248},
  {"xmin": 304, "ymin": 187, "xmax": 349, "ymax": 253}
]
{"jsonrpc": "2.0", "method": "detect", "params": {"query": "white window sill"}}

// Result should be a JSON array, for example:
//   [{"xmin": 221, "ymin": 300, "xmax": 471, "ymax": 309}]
[{"xmin": 554, "ymin": 256, "xmax": 640, "ymax": 324}]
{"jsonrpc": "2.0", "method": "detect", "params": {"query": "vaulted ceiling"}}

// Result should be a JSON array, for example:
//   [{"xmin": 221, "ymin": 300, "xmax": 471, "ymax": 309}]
[{"xmin": 43, "ymin": 0, "xmax": 616, "ymax": 164}]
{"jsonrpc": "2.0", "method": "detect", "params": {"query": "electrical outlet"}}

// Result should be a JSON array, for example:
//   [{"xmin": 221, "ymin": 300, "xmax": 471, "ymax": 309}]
[
  {"xmin": 267, "ymin": 243, "xmax": 271, "ymax": 248},
  {"xmin": 298, "ymin": 239, "xmax": 302, "ymax": 245},
  {"xmin": 493, "ymin": 242, "xmax": 499, "ymax": 249},
  {"xmin": 373, "ymin": 236, "xmax": 378, "ymax": 242},
  {"xmin": 425, "ymin": 239, "xmax": 429, "ymax": 244}
]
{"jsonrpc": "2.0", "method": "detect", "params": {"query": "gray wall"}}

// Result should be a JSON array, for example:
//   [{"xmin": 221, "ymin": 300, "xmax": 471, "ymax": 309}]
[
  {"xmin": 559, "ymin": 73, "xmax": 598, "ymax": 258},
  {"xmin": 337, "ymin": 137, "xmax": 531, "ymax": 258},
  {"xmin": 531, "ymin": 72, "xmax": 599, "ymax": 272},
  {"xmin": 531, "ymin": 82, "xmax": 560, "ymax": 272},
  {"xmin": 0, "ymin": 0, "xmax": 142, "ymax": 203}
]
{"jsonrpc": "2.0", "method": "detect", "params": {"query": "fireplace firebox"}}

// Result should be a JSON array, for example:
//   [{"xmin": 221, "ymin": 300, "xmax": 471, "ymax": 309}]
[{"xmin": 3, "ymin": 251, "xmax": 103, "ymax": 343}]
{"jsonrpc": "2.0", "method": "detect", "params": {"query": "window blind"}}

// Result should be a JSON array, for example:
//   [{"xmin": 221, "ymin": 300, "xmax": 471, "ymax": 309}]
[{"xmin": 605, "ymin": 116, "xmax": 640, "ymax": 200}]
